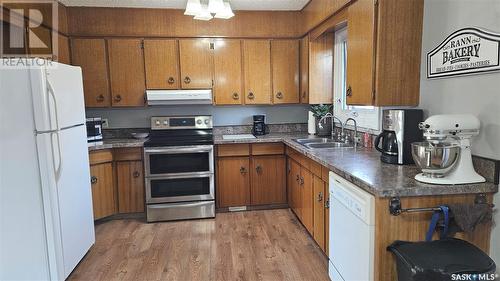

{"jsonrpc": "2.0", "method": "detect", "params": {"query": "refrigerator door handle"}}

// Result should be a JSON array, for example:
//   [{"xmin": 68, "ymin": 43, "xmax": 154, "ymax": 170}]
[
  {"xmin": 46, "ymin": 79, "xmax": 60, "ymax": 131},
  {"xmin": 51, "ymin": 131, "xmax": 63, "ymax": 180}
]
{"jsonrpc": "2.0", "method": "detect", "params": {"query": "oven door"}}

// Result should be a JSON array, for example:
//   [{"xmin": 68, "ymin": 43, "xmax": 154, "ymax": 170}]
[
  {"xmin": 144, "ymin": 145, "xmax": 214, "ymax": 177},
  {"xmin": 145, "ymin": 173, "xmax": 214, "ymax": 203}
]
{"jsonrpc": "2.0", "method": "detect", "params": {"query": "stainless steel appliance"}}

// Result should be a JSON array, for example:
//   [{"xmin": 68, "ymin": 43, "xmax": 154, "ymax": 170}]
[
  {"xmin": 252, "ymin": 115, "xmax": 269, "ymax": 136},
  {"xmin": 411, "ymin": 114, "xmax": 486, "ymax": 185},
  {"xmin": 374, "ymin": 109, "xmax": 423, "ymax": 165},
  {"xmin": 143, "ymin": 115, "xmax": 215, "ymax": 222},
  {"xmin": 86, "ymin": 117, "xmax": 103, "ymax": 143}
]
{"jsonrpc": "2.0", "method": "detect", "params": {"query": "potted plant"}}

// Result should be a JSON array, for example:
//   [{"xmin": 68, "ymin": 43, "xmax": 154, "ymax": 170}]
[{"xmin": 311, "ymin": 104, "xmax": 333, "ymax": 136}]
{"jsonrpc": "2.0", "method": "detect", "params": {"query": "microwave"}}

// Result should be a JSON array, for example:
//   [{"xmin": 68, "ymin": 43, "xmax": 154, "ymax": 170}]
[{"xmin": 86, "ymin": 117, "xmax": 103, "ymax": 143}]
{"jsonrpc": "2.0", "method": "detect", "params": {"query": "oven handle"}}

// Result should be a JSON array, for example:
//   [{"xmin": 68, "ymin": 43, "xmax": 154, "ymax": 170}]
[
  {"xmin": 144, "ymin": 145, "xmax": 213, "ymax": 155},
  {"xmin": 145, "ymin": 172, "xmax": 213, "ymax": 180}
]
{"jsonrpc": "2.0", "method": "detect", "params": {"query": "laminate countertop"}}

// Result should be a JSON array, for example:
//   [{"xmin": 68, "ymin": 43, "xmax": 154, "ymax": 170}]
[
  {"xmin": 89, "ymin": 134, "xmax": 498, "ymax": 198},
  {"xmin": 215, "ymin": 133, "xmax": 498, "ymax": 198}
]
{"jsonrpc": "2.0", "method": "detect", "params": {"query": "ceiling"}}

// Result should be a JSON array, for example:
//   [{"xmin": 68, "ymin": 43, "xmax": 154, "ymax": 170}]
[{"xmin": 58, "ymin": 0, "xmax": 310, "ymax": 11}]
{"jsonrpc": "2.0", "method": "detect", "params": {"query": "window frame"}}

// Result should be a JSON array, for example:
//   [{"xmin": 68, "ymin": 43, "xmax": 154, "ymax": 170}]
[{"xmin": 333, "ymin": 26, "xmax": 381, "ymax": 131}]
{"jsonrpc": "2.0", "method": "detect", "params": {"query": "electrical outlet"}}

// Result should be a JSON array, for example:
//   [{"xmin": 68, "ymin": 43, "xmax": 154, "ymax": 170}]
[{"xmin": 101, "ymin": 118, "xmax": 109, "ymax": 128}]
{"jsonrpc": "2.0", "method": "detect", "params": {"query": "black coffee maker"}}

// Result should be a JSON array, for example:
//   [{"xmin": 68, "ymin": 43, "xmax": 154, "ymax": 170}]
[
  {"xmin": 375, "ymin": 109, "xmax": 423, "ymax": 165},
  {"xmin": 252, "ymin": 115, "xmax": 269, "ymax": 136}
]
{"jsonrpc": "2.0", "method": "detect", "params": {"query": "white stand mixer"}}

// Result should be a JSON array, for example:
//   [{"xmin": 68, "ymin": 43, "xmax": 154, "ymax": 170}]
[{"xmin": 412, "ymin": 114, "xmax": 486, "ymax": 185}]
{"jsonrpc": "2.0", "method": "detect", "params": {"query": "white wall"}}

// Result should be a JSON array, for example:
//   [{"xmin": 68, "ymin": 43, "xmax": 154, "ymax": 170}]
[{"xmin": 419, "ymin": 0, "xmax": 500, "ymax": 264}]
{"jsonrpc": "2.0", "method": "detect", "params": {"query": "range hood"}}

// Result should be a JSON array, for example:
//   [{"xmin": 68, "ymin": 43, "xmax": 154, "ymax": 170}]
[{"xmin": 146, "ymin": 89, "xmax": 212, "ymax": 105}]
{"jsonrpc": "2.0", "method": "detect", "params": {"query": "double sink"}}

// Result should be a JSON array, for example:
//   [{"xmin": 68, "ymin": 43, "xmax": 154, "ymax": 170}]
[{"xmin": 293, "ymin": 137, "xmax": 355, "ymax": 149}]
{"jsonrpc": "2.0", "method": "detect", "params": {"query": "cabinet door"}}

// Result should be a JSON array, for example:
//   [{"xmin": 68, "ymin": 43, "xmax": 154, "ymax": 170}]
[
  {"xmin": 70, "ymin": 38, "xmax": 111, "ymax": 107},
  {"xmin": 309, "ymin": 33, "xmax": 333, "ymax": 105},
  {"xmin": 251, "ymin": 155, "xmax": 286, "ymax": 205},
  {"xmin": 300, "ymin": 36, "xmax": 309, "ymax": 104},
  {"xmin": 144, "ymin": 39, "xmax": 180, "ymax": 89},
  {"xmin": 271, "ymin": 40, "xmax": 299, "ymax": 104},
  {"xmin": 313, "ymin": 175, "xmax": 326, "ymax": 252},
  {"xmin": 179, "ymin": 39, "xmax": 213, "ymax": 89},
  {"xmin": 324, "ymin": 176, "xmax": 330, "ymax": 256},
  {"xmin": 346, "ymin": 0, "xmax": 375, "ymax": 105},
  {"xmin": 290, "ymin": 159, "xmax": 302, "ymax": 218},
  {"xmin": 217, "ymin": 157, "xmax": 250, "ymax": 207},
  {"xmin": 116, "ymin": 161, "xmax": 144, "ymax": 213},
  {"xmin": 108, "ymin": 39, "xmax": 146, "ymax": 107},
  {"xmin": 56, "ymin": 34, "xmax": 70, "ymax": 64},
  {"xmin": 300, "ymin": 168, "xmax": 314, "ymax": 233},
  {"xmin": 89, "ymin": 162, "xmax": 115, "ymax": 220},
  {"xmin": 213, "ymin": 39, "xmax": 243, "ymax": 105},
  {"xmin": 243, "ymin": 40, "xmax": 272, "ymax": 104}
]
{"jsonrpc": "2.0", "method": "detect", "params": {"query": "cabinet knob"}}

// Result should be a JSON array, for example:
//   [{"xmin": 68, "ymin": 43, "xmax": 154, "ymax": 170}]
[
  {"xmin": 240, "ymin": 166, "xmax": 247, "ymax": 174},
  {"xmin": 317, "ymin": 191, "xmax": 323, "ymax": 202},
  {"xmin": 256, "ymin": 165, "xmax": 262, "ymax": 174},
  {"xmin": 325, "ymin": 198, "xmax": 330, "ymax": 209},
  {"xmin": 90, "ymin": 176, "xmax": 97, "ymax": 185},
  {"xmin": 276, "ymin": 92, "xmax": 283, "ymax": 99},
  {"xmin": 302, "ymin": 91, "xmax": 306, "ymax": 99},
  {"xmin": 114, "ymin": 95, "xmax": 122, "ymax": 102},
  {"xmin": 184, "ymin": 76, "xmax": 191, "ymax": 84},
  {"xmin": 300, "ymin": 177, "xmax": 304, "ymax": 185},
  {"xmin": 96, "ymin": 94, "xmax": 105, "ymax": 102},
  {"xmin": 232, "ymin": 92, "xmax": 239, "ymax": 100},
  {"xmin": 133, "ymin": 171, "xmax": 140, "ymax": 178},
  {"xmin": 346, "ymin": 85, "xmax": 352, "ymax": 97},
  {"xmin": 296, "ymin": 174, "xmax": 300, "ymax": 182},
  {"xmin": 247, "ymin": 92, "xmax": 255, "ymax": 100},
  {"xmin": 167, "ymin": 77, "xmax": 175, "ymax": 84}
]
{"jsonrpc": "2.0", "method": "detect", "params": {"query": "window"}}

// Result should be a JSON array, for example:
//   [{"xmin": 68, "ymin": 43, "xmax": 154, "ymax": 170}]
[{"xmin": 333, "ymin": 26, "xmax": 381, "ymax": 131}]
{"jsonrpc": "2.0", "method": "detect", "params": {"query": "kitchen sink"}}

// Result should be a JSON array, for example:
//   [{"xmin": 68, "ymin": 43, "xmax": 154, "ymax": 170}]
[{"xmin": 292, "ymin": 138, "xmax": 354, "ymax": 149}]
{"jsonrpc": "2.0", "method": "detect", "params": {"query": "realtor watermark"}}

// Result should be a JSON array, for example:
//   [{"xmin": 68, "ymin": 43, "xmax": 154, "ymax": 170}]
[
  {"xmin": 451, "ymin": 273, "xmax": 499, "ymax": 281},
  {"xmin": 1, "ymin": 0, "xmax": 58, "ymax": 68}
]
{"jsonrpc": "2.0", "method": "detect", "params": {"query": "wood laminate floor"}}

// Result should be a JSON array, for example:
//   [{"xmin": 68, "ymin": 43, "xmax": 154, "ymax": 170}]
[{"xmin": 69, "ymin": 209, "xmax": 329, "ymax": 281}]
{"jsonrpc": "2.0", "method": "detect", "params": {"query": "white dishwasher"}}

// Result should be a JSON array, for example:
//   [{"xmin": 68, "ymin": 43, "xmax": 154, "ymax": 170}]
[{"xmin": 329, "ymin": 172, "xmax": 375, "ymax": 281}]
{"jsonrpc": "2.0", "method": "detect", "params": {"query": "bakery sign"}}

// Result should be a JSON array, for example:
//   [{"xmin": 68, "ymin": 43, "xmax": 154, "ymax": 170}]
[{"xmin": 427, "ymin": 27, "xmax": 500, "ymax": 78}]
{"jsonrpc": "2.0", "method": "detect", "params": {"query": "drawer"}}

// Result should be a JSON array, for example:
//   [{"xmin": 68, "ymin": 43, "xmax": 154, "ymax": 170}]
[
  {"xmin": 113, "ymin": 147, "xmax": 142, "ymax": 161},
  {"xmin": 251, "ymin": 143, "xmax": 284, "ymax": 155},
  {"xmin": 89, "ymin": 149, "xmax": 113, "ymax": 165},
  {"xmin": 321, "ymin": 166, "xmax": 330, "ymax": 182},
  {"xmin": 310, "ymin": 160, "xmax": 322, "ymax": 176},
  {"xmin": 217, "ymin": 144, "xmax": 250, "ymax": 157}
]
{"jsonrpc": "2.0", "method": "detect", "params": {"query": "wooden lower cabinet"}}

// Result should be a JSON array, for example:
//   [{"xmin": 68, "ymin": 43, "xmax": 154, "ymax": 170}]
[
  {"xmin": 313, "ymin": 175, "xmax": 326, "ymax": 252},
  {"xmin": 217, "ymin": 157, "xmax": 251, "ymax": 207},
  {"xmin": 251, "ymin": 155, "xmax": 286, "ymax": 205},
  {"xmin": 116, "ymin": 160, "xmax": 144, "ymax": 213},
  {"xmin": 90, "ymin": 162, "xmax": 116, "ymax": 220},
  {"xmin": 300, "ymin": 168, "xmax": 314, "ymax": 234},
  {"xmin": 289, "ymin": 158, "xmax": 302, "ymax": 217}
]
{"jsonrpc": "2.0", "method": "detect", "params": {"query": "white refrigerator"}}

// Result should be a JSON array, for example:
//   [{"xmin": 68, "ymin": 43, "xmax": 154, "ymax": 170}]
[{"xmin": 0, "ymin": 60, "xmax": 95, "ymax": 280}]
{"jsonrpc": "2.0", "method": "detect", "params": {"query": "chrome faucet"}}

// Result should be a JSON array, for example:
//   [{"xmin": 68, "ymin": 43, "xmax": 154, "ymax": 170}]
[
  {"xmin": 319, "ymin": 113, "xmax": 344, "ymax": 140},
  {"xmin": 344, "ymin": 117, "xmax": 358, "ymax": 147}
]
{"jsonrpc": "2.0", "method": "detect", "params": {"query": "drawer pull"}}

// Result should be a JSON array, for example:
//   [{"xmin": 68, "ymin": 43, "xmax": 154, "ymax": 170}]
[
  {"xmin": 232, "ymin": 92, "xmax": 239, "ymax": 100},
  {"xmin": 167, "ymin": 77, "xmax": 175, "ymax": 84},
  {"xmin": 114, "ymin": 95, "xmax": 122, "ymax": 102},
  {"xmin": 346, "ymin": 85, "xmax": 352, "ymax": 97},
  {"xmin": 184, "ymin": 76, "xmax": 191, "ymax": 84},
  {"xmin": 276, "ymin": 92, "xmax": 283, "ymax": 99},
  {"xmin": 317, "ymin": 192, "xmax": 323, "ymax": 202},
  {"xmin": 247, "ymin": 92, "xmax": 255, "ymax": 100},
  {"xmin": 96, "ymin": 94, "xmax": 105, "ymax": 102},
  {"xmin": 240, "ymin": 167, "xmax": 247, "ymax": 174}
]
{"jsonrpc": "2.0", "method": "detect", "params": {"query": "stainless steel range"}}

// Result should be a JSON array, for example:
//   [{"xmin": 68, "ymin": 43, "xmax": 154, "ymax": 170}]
[{"xmin": 143, "ymin": 116, "xmax": 215, "ymax": 222}]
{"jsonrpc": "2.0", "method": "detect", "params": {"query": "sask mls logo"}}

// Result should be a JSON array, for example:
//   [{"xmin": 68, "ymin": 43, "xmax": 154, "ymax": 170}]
[
  {"xmin": 427, "ymin": 27, "xmax": 500, "ymax": 79},
  {"xmin": 1, "ymin": 0, "xmax": 58, "ymax": 66}
]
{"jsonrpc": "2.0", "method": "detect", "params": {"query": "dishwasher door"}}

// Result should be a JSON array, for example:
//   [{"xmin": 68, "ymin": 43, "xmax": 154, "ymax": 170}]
[{"xmin": 329, "ymin": 172, "xmax": 375, "ymax": 281}]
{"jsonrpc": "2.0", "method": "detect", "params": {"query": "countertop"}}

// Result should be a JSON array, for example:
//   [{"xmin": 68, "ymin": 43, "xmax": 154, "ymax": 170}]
[{"xmin": 90, "ymin": 134, "xmax": 498, "ymax": 198}]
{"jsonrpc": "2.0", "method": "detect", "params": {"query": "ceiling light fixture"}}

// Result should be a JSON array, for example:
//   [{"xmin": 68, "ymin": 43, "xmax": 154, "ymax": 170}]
[
  {"xmin": 186, "ymin": 0, "xmax": 234, "ymax": 21},
  {"xmin": 184, "ymin": 0, "xmax": 202, "ymax": 16}
]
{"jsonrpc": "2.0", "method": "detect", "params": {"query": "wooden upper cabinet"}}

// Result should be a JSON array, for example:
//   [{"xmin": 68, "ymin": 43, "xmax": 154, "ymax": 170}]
[
  {"xmin": 144, "ymin": 39, "xmax": 180, "ymax": 89},
  {"xmin": 56, "ymin": 34, "xmax": 70, "ymax": 64},
  {"xmin": 213, "ymin": 39, "xmax": 243, "ymax": 105},
  {"xmin": 271, "ymin": 40, "xmax": 299, "ymax": 104},
  {"xmin": 251, "ymin": 155, "xmax": 286, "ymax": 205},
  {"xmin": 70, "ymin": 38, "xmax": 111, "ymax": 107},
  {"xmin": 309, "ymin": 33, "xmax": 333, "ymax": 105},
  {"xmin": 217, "ymin": 157, "xmax": 251, "ymax": 208},
  {"xmin": 108, "ymin": 39, "xmax": 146, "ymax": 107},
  {"xmin": 179, "ymin": 39, "xmax": 213, "ymax": 89},
  {"xmin": 299, "ymin": 36, "xmax": 309, "ymax": 104},
  {"xmin": 243, "ymin": 40, "xmax": 272, "ymax": 104},
  {"xmin": 346, "ymin": 0, "xmax": 375, "ymax": 105}
]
